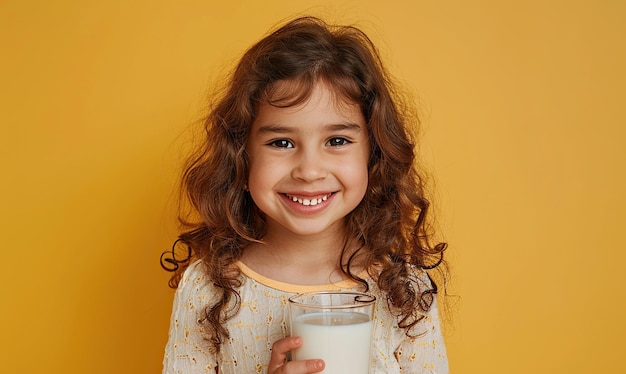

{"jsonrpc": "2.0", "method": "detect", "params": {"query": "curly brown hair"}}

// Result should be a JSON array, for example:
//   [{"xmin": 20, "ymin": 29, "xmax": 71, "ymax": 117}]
[{"xmin": 162, "ymin": 16, "xmax": 447, "ymax": 354}]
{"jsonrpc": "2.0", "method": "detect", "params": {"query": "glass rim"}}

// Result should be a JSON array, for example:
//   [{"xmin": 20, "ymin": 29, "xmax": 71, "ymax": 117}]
[{"xmin": 288, "ymin": 291, "xmax": 376, "ymax": 309}]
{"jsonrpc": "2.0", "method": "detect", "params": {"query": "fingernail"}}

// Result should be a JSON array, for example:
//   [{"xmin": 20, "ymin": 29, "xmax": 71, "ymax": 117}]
[{"xmin": 315, "ymin": 360, "xmax": 324, "ymax": 369}]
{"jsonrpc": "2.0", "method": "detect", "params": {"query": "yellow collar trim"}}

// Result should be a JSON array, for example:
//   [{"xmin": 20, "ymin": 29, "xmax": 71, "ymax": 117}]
[{"xmin": 236, "ymin": 261, "xmax": 364, "ymax": 294}]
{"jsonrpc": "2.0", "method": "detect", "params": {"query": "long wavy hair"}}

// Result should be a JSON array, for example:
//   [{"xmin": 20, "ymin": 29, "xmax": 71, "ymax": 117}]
[{"xmin": 162, "ymin": 16, "xmax": 447, "ymax": 353}]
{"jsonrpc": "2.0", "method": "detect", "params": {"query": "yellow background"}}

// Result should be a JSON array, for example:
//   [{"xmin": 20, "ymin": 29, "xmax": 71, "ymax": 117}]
[{"xmin": 1, "ymin": 0, "xmax": 625, "ymax": 373}]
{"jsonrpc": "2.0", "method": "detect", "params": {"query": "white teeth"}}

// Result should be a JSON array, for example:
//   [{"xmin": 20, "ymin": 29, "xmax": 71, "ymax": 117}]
[{"xmin": 287, "ymin": 194, "xmax": 329, "ymax": 206}]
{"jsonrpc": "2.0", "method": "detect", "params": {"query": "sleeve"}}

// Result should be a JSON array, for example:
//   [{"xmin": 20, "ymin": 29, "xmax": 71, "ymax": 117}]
[
  {"xmin": 163, "ymin": 261, "xmax": 218, "ymax": 374},
  {"xmin": 395, "ymin": 269, "xmax": 449, "ymax": 374}
]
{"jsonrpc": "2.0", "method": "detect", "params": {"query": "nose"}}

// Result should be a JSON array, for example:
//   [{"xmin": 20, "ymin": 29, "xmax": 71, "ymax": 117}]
[{"xmin": 291, "ymin": 147, "xmax": 328, "ymax": 182}]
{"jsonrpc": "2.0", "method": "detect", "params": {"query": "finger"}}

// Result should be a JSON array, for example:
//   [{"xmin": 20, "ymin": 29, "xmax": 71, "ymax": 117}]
[
  {"xmin": 267, "ymin": 337, "xmax": 302, "ymax": 372},
  {"xmin": 281, "ymin": 359, "xmax": 325, "ymax": 373}
]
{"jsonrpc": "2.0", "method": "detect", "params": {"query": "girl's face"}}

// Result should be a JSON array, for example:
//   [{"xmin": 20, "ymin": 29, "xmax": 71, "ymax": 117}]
[{"xmin": 246, "ymin": 82, "xmax": 370, "ymax": 240}]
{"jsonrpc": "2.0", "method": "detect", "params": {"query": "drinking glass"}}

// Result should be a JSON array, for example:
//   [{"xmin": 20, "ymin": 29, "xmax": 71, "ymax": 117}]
[{"xmin": 288, "ymin": 291, "xmax": 376, "ymax": 374}]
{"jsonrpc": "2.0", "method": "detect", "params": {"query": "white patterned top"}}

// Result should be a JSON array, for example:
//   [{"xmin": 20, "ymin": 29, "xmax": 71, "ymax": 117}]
[{"xmin": 163, "ymin": 260, "xmax": 448, "ymax": 373}]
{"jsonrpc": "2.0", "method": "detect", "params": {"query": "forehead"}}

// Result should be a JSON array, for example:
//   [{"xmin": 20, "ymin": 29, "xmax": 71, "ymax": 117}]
[
  {"xmin": 253, "ymin": 81, "xmax": 365, "ymax": 129},
  {"xmin": 260, "ymin": 77, "xmax": 362, "ymax": 112}
]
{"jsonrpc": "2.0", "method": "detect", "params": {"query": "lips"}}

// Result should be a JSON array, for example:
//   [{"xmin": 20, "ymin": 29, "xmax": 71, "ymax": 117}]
[{"xmin": 284, "ymin": 193, "xmax": 331, "ymax": 206}]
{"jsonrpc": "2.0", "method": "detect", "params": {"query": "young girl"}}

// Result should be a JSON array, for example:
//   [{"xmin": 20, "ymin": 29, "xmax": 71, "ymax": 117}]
[{"xmin": 162, "ymin": 16, "xmax": 448, "ymax": 373}]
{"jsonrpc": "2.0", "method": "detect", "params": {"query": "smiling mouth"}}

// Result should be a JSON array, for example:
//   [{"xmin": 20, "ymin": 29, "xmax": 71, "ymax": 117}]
[{"xmin": 284, "ymin": 193, "xmax": 331, "ymax": 206}]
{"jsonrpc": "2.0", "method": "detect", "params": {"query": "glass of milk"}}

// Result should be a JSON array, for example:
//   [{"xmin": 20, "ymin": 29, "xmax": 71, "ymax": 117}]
[{"xmin": 288, "ymin": 291, "xmax": 376, "ymax": 374}]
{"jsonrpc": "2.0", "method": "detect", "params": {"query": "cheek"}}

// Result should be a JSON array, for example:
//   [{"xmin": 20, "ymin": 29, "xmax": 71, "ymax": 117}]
[
  {"xmin": 246, "ymin": 160, "xmax": 265, "ymax": 193},
  {"xmin": 338, "ymin": 163, "xmax": 369, "ymax": 194},
  {"xmin": 348, "ymin": 150, "xmax": 370, "ymax": 183},
  {"xmin": 247, "ymin": 158, "xmax": 281, "ymax": 195}
]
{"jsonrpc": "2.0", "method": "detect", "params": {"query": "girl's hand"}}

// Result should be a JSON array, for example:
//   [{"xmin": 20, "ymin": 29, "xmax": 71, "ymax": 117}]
[{"xmin": 268, "ymin": 336, "xmax": 325, "ymax": 374}]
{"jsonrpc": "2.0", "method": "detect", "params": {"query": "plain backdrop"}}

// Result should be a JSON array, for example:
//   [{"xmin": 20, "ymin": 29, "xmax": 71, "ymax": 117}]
[{"xmin": 1, "ymin": 0, "xmax": 625, "ymax": 373}]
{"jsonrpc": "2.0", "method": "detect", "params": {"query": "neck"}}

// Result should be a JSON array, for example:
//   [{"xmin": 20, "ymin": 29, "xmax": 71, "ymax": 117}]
[{"xmin": 240, "ymin": 226, "xmax": 353, "ymax": 285}]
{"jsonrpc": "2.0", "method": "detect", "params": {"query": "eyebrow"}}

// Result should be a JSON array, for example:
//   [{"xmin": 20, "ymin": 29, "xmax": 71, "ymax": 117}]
[{"xmin": 255, "ymin": 122, "xmax": 363, "ymax": 135}]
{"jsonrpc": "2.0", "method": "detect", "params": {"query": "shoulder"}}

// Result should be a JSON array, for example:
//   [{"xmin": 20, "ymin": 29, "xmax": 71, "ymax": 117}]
[
  {"xmin": 367, "ymin": 261, "xmax": 439, "ymax": 323},
  {"xmin": 173, "ymin": 260, "xmax": 219, "ymax": 304},
  {"xmin": 369, "ymin": 261, "xmax": 435, "ymax": 290},
  {"xmin": 179, "ymin": 259, "xmax": 208, "ymax": 284},
  {"xmin": 164, "ymin": 260, "xmax": 219, "ymax": 371},
  {"xmin": 406, "ymin": 263, "xmax": 435, "ymax": 290}
]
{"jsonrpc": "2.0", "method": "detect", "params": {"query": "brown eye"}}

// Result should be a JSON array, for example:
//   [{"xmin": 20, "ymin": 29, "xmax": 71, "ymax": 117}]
[
  {"xmin": 269, "ymin": 139, "xmax": 294, "ymax": 148},
  {"xmin": 326, "ymin": 137, "xmax": 350, "ymax": 147}
]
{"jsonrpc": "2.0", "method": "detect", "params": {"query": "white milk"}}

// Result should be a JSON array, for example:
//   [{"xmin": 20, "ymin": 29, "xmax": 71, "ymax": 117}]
[{"xmin": 292, "ymin": 311, "xmax": 372, "ymax": 374}]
